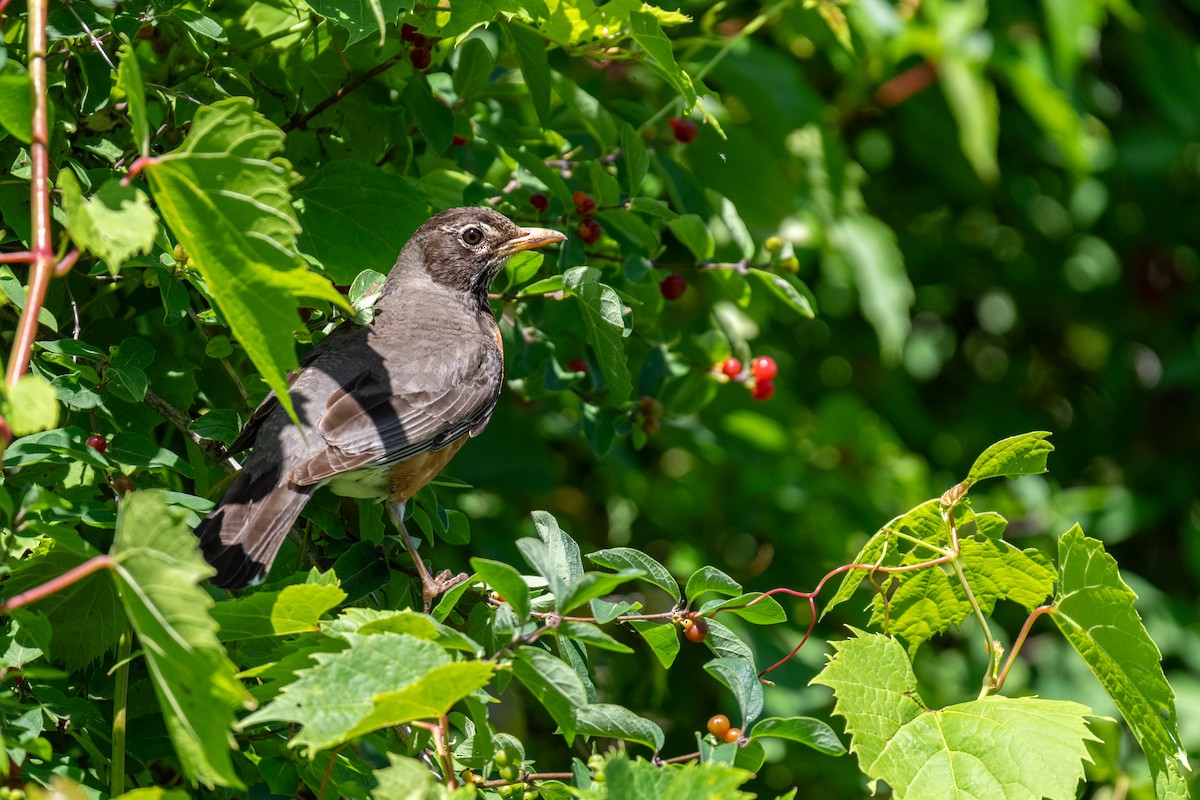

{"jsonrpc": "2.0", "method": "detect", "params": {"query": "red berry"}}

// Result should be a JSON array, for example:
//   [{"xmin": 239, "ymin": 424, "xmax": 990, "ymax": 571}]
[
  {"xmin": 530, "ymin": 193, "xmax": 549, "ymax": 212},
  {"xmin": 659, "ymin": 273, "xmax": 687, "ymax": 300},
  {"xmin": 707, "ymin": 714, "xmax": 731, "ymax": 738},
  {"xmin": 724, "ymin": 727, "xmax": 742, "ymax": 744},
  {"xmin": 572, "ymin": 190, "xmax": 595, "ymax": 215},
  {"xmin": 452, "ymin": 134, "xmax": 467, "ymax": 146},
  {"xmin": 751, "ymin": 355, "xmax": 778, "ymax": 382},
  {"xmin": 568, "ymin": 358, "xmax": 588, "ymax": 373},
  {"xmin": 400, "ymin": 24, "xmax": 426, "ymax": 45},
  {"xmin": 669, "ymin": 117, "xmax": 699, "ymax": 144},
  {"xmin": 410, "ymin": 47, "xmax": 432, "ymax": 70},
  {"xmin": 578, "ymin": 218, "xmax": 602, "ymax": 244},
  {"xmin": 750, "ymin": 379, "xmax": 775, "ymax": 401},
  {"xmin": 682, "ymin": 617, "xmax": 708, "ymax": 643},
  {"xmin": 86, "ymin": 434, "xmax": 107, "ymax": 454},
  {"xmin": 113, "ymin": 475, "xmax": 135, "ymax": 495},
  {"xmin": 720, "ymin": 357, "xmax": 742, "ymax": 378}
]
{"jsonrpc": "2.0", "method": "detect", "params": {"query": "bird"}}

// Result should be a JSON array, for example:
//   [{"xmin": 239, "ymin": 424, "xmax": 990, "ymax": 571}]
[{"xmin": 194, "ymin": 207, "xmax": 565, "ymax": 610}]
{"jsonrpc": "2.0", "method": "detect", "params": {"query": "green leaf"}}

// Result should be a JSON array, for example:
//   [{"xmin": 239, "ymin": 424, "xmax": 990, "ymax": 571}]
[
  {"xmin": 940, "ymin": 56, "xmax": 1000, "ymax": 183},
  {"xmin": 513, "ymin": 646, "xmax": 586, "ymax": 744},
  {"xmin": 965, "ymin": 431, "xmax": 1055, "ymax": 486},
  {"xmin": 371, "ymin": 754, "xmax": 447, "ymax": 800},
  {"xmin": 575, "ymin": 703, "xmax": 665, "ymax": 752},
  {"xmin": 108, "ymin": 337, "xmax": 155, "ymax": 403},
  {"xmin": 700, "ymin": 593, "xmax": 787, "ymax": 625},
  {"xmin": 812, "ymin": 629, "xmax": 1100, "ymax": 800},
  {"xmin": 704, "ymin": 657, "xmax": 763, "ymax": 727},
  {"xmin": 59, "ymin": 173, "xmax": 157, "ymax": 273},
  {"xmin": 242, "ymin": 632, "xmax": 473, "ymax": 755},
  {"xmin": 750, "ymin": 717, "xmax": 846, "ymax": 756},
  {"xmin": 0, "ymin": 373, "xmax": 59, "ymax": 436},
  {"xmin": 563, "ymin": 266, "xmax": 632, "ymax": 403},
  {"xmin": 212, "ymin": 583, "xmax": 346, "ymax": 641},
  {"xmin": 0, "ymin": 63, "xmax": 32, "ymax": 144},
  {"xmin": 667, "ymin": 214, "xmax": 714, "ymax": 261},
  {"xmin": 453, "ymin": 37, "xmax": 495, "ymax": 100},
  {"xmin": 628, "ymin": 620, "xmax": 680, "ymax": 668},
  {"xmin": 508, "ymin": 147, "xmax": 573, "ymax": 205},
  {"xmin": 470, "ymin": 557, "xmax": 531, "ymax": 622},
  {"xmin": 960, "ymin": 532, "xmax": 1056, "ymax": 614},
  {"xmin": 559, "ymin": 621, "xmax": 634, "ymax": 654},
  {"xmin": 188, "ymin": 409, "xmax": 241, "ymax": 445},
  {"xmin": 1052, "ymin": 526, "xmax": 1187, "ymax": 789},
  {"xmin": 685, "ymin": 565, "xmax": 742, "ymax": 602},
  {"xmin": 557, "ymin": 570, "xmax": 643, "ymax": 614},
  {"xmin": 295, "ymin": 162, "xmax": 430, "ymax": 284},
  {"xmin": 629, "ymin": 11, "xmax": 696, "ymax": 107},
  {"xmin": 828, "ymin": 214, "xmax": 913, "ymax": 365},
  {"xmin": 603, "ymin": 753, "xmax": 755, "ymax": 800},
  {"xmin": 305, "ymin": 0, "xmax": 413, "ymax": 45},
  {"xmin": 591, "ymin": 597, "xmax": 639, "ymax": 624},
  {"xmin": 144, "ymin": 98, "xmax": 349, "ymax": 424},
  {"xmin": 110, "ymin": 490, "xmax": 251, "ymax": 788},
  {"xmin": 620, "ymin": 123, "xmax": 649, "ymax": 195},
  {"xmin": 587, "ymin": 547, "xmax": 680, "ymax": 602},
  {"xmin": 506, "ymin": 22, "xmax": 553, "ymax": 127},
  {"xmin": 403, "ymin": 71, "xmax": 454, "ymax": 155},
  {"xmin": 116, "ymin": 44, "xmax": 147, "ymax": 155},
  {"xmin": 869, "ymin": 565, "xmax": 971, "ymax": 655},
  {"xmin": 747, "ymin": 268, "xmax": 816, "ymax": 318}
]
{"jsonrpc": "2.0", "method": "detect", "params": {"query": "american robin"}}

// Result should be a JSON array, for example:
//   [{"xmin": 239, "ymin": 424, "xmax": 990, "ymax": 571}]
[{"xmin": 195, "ymin": 207, "xmax": 565, "ymax": 609}]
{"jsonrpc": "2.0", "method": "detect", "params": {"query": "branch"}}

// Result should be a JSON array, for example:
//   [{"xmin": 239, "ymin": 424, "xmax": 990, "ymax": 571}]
[{"xmin": 283, "ymin": 51, "xmax": 406, "ymax": 132}]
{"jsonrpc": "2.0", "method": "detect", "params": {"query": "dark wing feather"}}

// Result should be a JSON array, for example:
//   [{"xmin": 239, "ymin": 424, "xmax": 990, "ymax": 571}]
[{"xmin": 286, "ymin": 340, "xmax": 501, "ymax": 486}]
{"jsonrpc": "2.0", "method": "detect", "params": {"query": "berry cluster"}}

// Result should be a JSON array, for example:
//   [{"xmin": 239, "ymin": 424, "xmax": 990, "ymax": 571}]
[
  {"xmin": 638, "ymin": 395, "xmax": 664, "ymax": 436},
  {"xmin": 706, "ymin": 713, "xmax": 743, "ymax": 744},
  {"xmin": 573, "ymin": 190, "xmax": 602, "ymax": 244},
  {"xmin": 400, "ymin": 23, "xmax": 439, "ymax": 71},
  {"xmin": 714, "ymin": 355, "xmax": 778, "ymax": 401},
  {"xmin": 87, "ymin": 434, "xmax": 135, "ymax": 494}
]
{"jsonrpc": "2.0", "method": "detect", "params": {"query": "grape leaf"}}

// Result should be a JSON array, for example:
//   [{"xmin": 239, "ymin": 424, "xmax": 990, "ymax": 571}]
[
  {"xmin": 110, "ymin": 490, "xmax": 252, "ymax": 788},
  {"xmin": 1052, "ymin": 526, "xmax": 1188, "ymax": 789},
  {"xmin": 144, "ymin": 98, "xmax": 349, "ymax": 424},
  {"xmin": 812, "ymin": 629, "xmax": 1099, "ymax": 800},
  {"xmin": 59, "ymin": 173, "xmax": 158, "ymax": 272},
  {"xmin": 0, "ymin": 373, "xmax": 59, "ymax": 436},
  {"xmin": 965, "ymin": 431, "xmax": 1055, "ymax": 486}
]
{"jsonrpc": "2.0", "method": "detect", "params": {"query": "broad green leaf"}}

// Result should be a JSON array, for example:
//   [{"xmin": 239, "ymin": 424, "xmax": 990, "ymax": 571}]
[
  {"xmin": 700, "ymin": 593, "xmax": 787, "ymax": 625},
  {"xmin": 344, "ymin": 660, "xmax": 494, "ymax": 740},
  {"xmin": 107, "ymin": 337, "xmax": 155, "ymax": 403},
  {"xmin": 563, "ymin": 266, "xmax": 632, "ymax": 403},
  {"xmin": 667, "ymin": 214, "xmax": 714, "ymax": 261},
  {"xmin": 685, "ymin": 565, "xmax": 742, "ymax": 602},
  {"xmin": 747, "ymin": 268, "xmax": 816, "ymax": 318},
  {"xmin": 513, "ymin": 646, "xmax": 586, "ymax": 744},
  {"xmin": 453, "ymin": 37, "xmax": 495, "ymax": 100},
  {"xmin": 703, "ymin": 618, "xmax": 755, "ymax": 664},
  {"xmin": 305, "ymin": 0, "xmax": 413, "ymax": 45},
  {"xmin": 404, "ymin": 71, "xmax": 454, "ymax": 155},
  {"xmin": 0, "ymin": 63, "xmax": 32, "ymax": 143},
  {"xmin": 241, "ymin": 632, "xmax": 455, "ymax": 755},
  {"xmin": 174, "ymin": 8, "xmax": 227, "ymax": 42},
  {"xmin": 506, "ymin": 22, "xmax": 553, "ymax": 127},
  {"xmin": 295, "ymin": 162, "xmax": 430, "ymax": 284},
  {"xmin": 144, "ymin": 98, "xmax": 348, "ymax": 424},
  {"xmin": 620, "ymin": 123, "xmax": 649, "ymax": 195},
  {"xmin": 559, "ymin": 621, "xmax": 634, "ymax": 654},
  {"xmin": 0, "ymin": 373, "xmax": 59, "ymax": 436},
  {"xmin": 869, "ymin": 564, "xmax": 971, "ymax": 655},
  {"xmin": 3, "ymin": 538, "xmax": 120, "ymax": 671},
  {"xmin": 505, "ymin": 251, "xmax": 543, "ymax": 287},
  {"xmin": 1052, "ymin": 526, "xmax": 1187, "ymax": 788},
  {"xmin": 704, "ymin": 658, "xmax": 763, "ymax": 727},
  {"xmin": 557, "ymin": 569, "xmax": 643, "ymax": 614},
  {"xmin": 110, "ymin": 490, "xmax": 251, "ymax": 788},
  {"xmin": 828, "ymin": 214, "xmax": 913, "ymax": 365},
  {"xmin": 372, "ymin": 754, "xmax": 448, "ymax": 800},
  {"xmin": 628, "ymin": 620, "xmax": 680, "ymax": 668},
  {"xmin": 575, "ymin": 703, "xmax": 664, "ymax": 752},
  {"xmin": 965, "ymin": 431, "xmax": 1055, "ymax": 486},
  {"xmin": 603, "ymin": 753, "xmax": 754, "ymax": 800},
  {"xmin": 822, "ymin": 499, "xmax": 941, "ymax": 619},
  {"xmin": 212, "ymin": 583, "xmax": 346, "ymax": 641},
  {"xmin": 959, "ymin": 533, "xmax": 1055, "ymax": 614},
  {"xmin": 587, "ymin": 547, "xmax": 680, "ymax": 602},
  {"xmin": 591, "ymin": 597, "xmax": 639, "ymax": 624},
  {"xmin": 535, "ymin": 0, "xmax": 642, "ymax": 47},
  {"xmin": 59, "ymin": 173, "xmax": 157, "ymax": 272},
  {"xmin": 750, "ymin": 717, "xmax": 846, "ymax": 756},
  {"xmin": 629, "ymin": 11, "xmax": 696, "ymax": 107},
  {"xmin": 115, "ymin": 45, "xmax": 147, "ymax": 155},
  {"xmin": 812, "ymin": 630, "xmax": 1099, "ymax": 800},
  {"xmin": 470, "ymin": 557, "xmax": 531, "ymax": 621},
  {"xmin": 508, "ymin": 146, "xmax": 572, "ymax": 205}
]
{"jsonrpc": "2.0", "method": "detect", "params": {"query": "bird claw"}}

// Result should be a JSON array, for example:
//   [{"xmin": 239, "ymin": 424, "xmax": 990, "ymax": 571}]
[{"xmin": 421, "ymin": 570, "xmax": 469, "ymax": 614}]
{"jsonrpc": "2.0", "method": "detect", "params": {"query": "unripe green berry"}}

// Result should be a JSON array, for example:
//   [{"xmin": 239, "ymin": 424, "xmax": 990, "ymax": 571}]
[{"xmin": 765, "ymin": 235, "xmax": 783, "ymax": 253}]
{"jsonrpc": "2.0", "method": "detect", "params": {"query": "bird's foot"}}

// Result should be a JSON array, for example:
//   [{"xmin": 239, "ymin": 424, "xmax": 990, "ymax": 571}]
[{"xmin": 421, "ymin": 569, "xmax": 469, "ymax": 614}]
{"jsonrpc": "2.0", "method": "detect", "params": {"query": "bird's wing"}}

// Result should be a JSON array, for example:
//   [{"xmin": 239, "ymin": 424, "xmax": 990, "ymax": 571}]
[{"xmin": 285, "ymin": 339, "xmax": 501, "ymax": 486}]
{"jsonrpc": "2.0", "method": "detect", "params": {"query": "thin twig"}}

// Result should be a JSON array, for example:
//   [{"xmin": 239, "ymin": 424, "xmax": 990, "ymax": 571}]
[{"xmin": 283, "ymin": 51, "xmax": 406, "ymax": 132}]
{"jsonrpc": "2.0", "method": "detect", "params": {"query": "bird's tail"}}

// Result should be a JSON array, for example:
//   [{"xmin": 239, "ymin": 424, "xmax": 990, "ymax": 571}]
[{"xmin": 195, "ymin": 466, "xmax": 315, "ymax": 589}]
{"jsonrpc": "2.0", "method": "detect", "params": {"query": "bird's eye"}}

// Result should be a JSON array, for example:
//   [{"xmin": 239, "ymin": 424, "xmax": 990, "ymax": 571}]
[{"xmin": 462, "ymin": 227, "xmax": 485, "ymax": 246}]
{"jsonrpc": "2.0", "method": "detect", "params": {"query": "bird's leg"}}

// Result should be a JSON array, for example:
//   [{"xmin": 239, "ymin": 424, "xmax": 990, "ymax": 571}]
[{"xmin": 388, "ymin": 501, "xmax": 468, "ymax": 613}]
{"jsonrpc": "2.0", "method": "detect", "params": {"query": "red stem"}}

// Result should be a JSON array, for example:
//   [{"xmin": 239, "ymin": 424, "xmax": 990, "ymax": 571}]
[
  {"xmin": 0, "ymin": 555, "xmax": 115, "ymax": 613},
  {"xmin": 993, "ymin": 604, "xmax": 1054, "ymax": 692}
]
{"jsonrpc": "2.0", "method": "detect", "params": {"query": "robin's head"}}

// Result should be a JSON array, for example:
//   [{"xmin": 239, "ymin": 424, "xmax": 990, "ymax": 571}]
[{"xmin": 404, "ymin": 207, "xmax": 565, "ymax": 299}]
